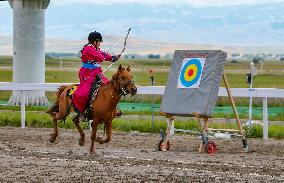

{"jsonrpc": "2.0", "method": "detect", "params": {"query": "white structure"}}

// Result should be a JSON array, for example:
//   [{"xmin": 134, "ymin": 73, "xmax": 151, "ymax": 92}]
[{"xmin": 8, "ymin": 0, "xmax": 50, "ymax": 105}]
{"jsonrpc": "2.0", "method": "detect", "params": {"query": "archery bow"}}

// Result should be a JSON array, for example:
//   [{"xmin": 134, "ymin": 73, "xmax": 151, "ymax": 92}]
[
  {"xmin": 103, "ymin": 28, "xmax": 131, "ymax": 73},
  {"xmin": 119, "ymin": 28, "xmax": 131, "ymax": 55}
]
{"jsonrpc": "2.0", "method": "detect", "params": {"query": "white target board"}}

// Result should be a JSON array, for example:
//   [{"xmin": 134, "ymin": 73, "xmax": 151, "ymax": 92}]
[
  {"xmin": 177, "ymin": 57, "xmax": 206, "ymax": 88},
  {"xmin": 161, "ymin": 50, "xmax": 227, "ymax": 117}
]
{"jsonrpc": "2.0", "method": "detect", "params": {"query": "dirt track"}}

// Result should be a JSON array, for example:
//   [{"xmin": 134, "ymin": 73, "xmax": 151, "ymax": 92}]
[{"xmin": 0, "ymin": 126, "xmax": 283, "ymax": 183}]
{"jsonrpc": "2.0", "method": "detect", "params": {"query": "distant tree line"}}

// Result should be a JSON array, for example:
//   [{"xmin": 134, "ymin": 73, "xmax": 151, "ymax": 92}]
[
  {"xmin": 148, "ymin": 54, "xmax": 160, "ymax": 59},
  {"xmin": 125, "ymin": 55, "xmax": 136, "ymax": 59},
  {"xmin": 45, "ymin": 52, "xmax": 78, "ymax": 58},
  {"xmin": 252, "ymin": 57, "xmax": 264, "ymax": 64},
  {"xmin": 125, "ymin": 54, "xmax": 162, "ymax": 59}
]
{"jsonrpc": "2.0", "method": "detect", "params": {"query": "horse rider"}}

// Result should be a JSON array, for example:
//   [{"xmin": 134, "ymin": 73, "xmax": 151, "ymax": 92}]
[{"xmin": 72, "ymin": 31, "xmax": 122, "ymax": 119}]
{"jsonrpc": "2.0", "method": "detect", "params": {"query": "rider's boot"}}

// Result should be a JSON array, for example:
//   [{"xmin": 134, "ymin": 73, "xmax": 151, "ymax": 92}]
[
  {"xmin": 115, "ymin": 108, "xmax": 123, "ymax": 118},
  {"xmin": 79, "ymin": 113, "xmax": 88, "ymax": 121}
]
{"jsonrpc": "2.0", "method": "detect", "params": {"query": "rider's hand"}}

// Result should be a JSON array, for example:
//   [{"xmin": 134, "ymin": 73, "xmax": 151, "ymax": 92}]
[{"xmin": 112, "ymin": 54, "xmax": 122, "ymax": 62}]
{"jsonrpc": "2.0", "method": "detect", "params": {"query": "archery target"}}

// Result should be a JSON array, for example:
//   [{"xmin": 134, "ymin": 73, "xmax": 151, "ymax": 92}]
[{"xmin": 177, "ymin": 58, "xmax": 206, "ymax": 88}]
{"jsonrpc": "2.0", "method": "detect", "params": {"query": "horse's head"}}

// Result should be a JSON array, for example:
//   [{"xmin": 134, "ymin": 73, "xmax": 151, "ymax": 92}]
[{"xmin": 112, "ymin": 64, "xmax": 137, "ymax": 96}]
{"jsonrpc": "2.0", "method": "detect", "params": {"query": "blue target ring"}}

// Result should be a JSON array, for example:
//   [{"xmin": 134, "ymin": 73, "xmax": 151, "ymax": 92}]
[{"xmin": 179, "ymin": 59, "xmax": 202, "ymax": 87}]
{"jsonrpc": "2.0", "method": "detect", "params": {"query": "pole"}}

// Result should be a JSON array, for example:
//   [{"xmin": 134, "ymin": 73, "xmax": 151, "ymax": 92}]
[
  {"xmin": 223, "ymin": 74, "xmax": 244, "ymax": 136},
  {"xmin": 150, "ymin": 75, "xmax": 154, "ymax": 129},
  {"xmin": 263, "ymin": 97, "xmax": 268, "ymax": 140},
  {"xmin": 59, "ymin": 57, "xmax": 63, "ymax": 70},
  {"xmin": 248, "ymin": 62, "xmax": 255, "ymax": 122},
  {"xmin": 20, "ymin": 90, "xmax": 26, "ymax": 128},
  {"xmin": 8, "ymin": 0, "xmax": 49, "ymax": 106},
  {"xmin": 223, "ymin": 74, "xmax": 248, "ymax": 151}
]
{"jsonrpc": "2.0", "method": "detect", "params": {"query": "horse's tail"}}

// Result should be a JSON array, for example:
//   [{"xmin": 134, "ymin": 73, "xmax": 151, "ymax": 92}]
[{"xmin": 46, "ymin": 85, "xmax": 68, "ymax": 115}]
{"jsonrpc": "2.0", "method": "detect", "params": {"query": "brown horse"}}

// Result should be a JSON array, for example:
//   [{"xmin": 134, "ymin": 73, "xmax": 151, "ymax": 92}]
[{"xmin": 47, "ymin": 64, "xmax": 137, "ymax": 154}]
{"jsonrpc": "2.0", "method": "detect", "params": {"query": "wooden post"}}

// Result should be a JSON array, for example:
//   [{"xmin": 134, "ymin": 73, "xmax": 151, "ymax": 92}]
[
  {"xmin": 263, "ymin": 97, "xmax": 268, "ymax": 140},
  {"xmin": 222, "ymin": 74, "xmax": 244, "ymax": 136}
]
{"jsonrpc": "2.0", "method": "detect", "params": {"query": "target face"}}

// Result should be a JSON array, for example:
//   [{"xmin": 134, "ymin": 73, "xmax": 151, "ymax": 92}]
[{"xmin": 177, "ymin": 58, "xmax": 206, "ymax": 88}]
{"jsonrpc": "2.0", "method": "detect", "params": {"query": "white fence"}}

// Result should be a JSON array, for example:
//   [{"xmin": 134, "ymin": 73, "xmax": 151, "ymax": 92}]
[{"xmin": 0, "ymin": 82, "xmax": 284, "ymax": 140}]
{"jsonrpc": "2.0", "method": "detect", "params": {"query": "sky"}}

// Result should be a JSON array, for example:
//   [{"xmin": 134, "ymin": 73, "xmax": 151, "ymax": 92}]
[{"xmin": 0, "ymin": 0, "xmax": 284, "ymax": 54}]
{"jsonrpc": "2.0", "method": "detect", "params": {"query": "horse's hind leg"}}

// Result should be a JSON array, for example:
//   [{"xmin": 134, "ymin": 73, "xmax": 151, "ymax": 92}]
[
  {"xmin": 50, "ymin": 119, "xmax": 58, "ymax": 143},
  {"xmin": 49, "ymin": 90, "xmax": 71, "ymax": 143},
  {"xmin": 53, "ymin": 89, "xmax": 71, "ymax": 120},
  {"xmin": 49, "ymin": 111, "xmax": 69, "ymax": 143},
  {"xmin": 73, "ymin": 115, "xmax": 85, "ymax": 146}
]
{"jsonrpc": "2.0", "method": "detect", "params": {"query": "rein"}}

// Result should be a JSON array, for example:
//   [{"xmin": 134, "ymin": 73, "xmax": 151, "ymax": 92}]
[{"xmin": 111, "ymin": 76, "xmax": 134, "ymax": 97}]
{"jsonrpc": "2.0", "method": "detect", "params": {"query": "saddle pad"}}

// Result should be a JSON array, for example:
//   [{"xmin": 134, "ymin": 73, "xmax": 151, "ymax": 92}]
[{"xmin": 68, "ymin": 85, "xmax": 79, "ymax": 96}]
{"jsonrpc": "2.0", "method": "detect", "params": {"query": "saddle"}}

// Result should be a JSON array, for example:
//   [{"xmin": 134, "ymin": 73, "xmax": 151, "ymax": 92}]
[
  {"xmin": 68, "ymin": 75, "xmax": 122, "ymax": 121},
  {"xmin": 68, "ymin": 75, "xmax": 102, "ymax": 121}
]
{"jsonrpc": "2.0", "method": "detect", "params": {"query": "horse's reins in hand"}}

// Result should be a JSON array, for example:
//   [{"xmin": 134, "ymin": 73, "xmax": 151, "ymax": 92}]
[{"xmin": 103, "ymin": 28, "xmax": 131, "ymax": 73}]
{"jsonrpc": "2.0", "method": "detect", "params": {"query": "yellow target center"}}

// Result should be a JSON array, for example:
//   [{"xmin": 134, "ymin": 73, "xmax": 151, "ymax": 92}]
[{"xmin": 184, "ymin": 64, "xmax": 197, "ymax": 81}]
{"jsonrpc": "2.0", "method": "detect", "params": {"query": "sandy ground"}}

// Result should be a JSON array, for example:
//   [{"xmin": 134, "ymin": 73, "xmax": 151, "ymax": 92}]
[{"xmin": 0, "ymin": 126, "xmax": 283, "ymax": 183}]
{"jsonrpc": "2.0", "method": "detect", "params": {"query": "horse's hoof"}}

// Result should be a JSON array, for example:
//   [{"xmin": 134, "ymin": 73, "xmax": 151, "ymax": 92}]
[
  {"xmin": 49, "ymin": 134, "xmax": 57, "ymax": 143},
  {"xmin": 79, "ymin": 138, "xmax": 85, "ymax": 146},
  {"xmin": 49, "ymin": 138, "xmax": 55, "ymax": 143},
  {"xmin": 96, "ymin": 136, "xmax": 104, "ymax": 144},
  {"xmin": 90, "ymin": 151, "xmax": 97, "ymax": 156}
]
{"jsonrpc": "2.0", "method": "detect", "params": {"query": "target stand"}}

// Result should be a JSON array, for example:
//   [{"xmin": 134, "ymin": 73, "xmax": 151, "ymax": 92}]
[
  {"xmin": 159, "ymin": 74, "xmax": 249, "ymax": 154},
  {"xmin": 159, "ymin": 111, "xmax": 218, "ymax": 154},
  {"xmin": 159, "ymin": 50, "xmax": 248, "ymax": 154}
]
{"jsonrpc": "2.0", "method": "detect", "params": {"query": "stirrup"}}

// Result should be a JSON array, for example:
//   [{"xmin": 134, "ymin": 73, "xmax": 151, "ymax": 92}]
[
  {"xmin": 80, "ymin": 113, "xmax": 88, "ymax": 121},
  {"xmin": 74, "ymin": 112, "xmax": 87, "ymax": 122}
]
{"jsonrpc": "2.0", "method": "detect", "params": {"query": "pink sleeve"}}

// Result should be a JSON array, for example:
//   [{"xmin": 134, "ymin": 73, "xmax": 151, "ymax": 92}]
[
  {"xmin": 101, "ymin": 51, "xmax": 112, "ymax": 61},
  {"xmin": 83, "ymin": 46, "xmax": 113, "ymax": 62},
  {"xmin": 90, "ymin": 49, "xmax": 105, "ymax": 62}
]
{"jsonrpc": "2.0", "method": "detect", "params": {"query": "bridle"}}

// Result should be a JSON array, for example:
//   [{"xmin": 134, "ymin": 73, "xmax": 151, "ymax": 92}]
[{"xmin": 111, "ymin": 74, "xmax": 135, "ymax": 97}]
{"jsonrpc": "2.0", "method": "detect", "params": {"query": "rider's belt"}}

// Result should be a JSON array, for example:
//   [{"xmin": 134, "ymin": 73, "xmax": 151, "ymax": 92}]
[{"xmin": 82, "ymin": 62, "xmax": 101, "ymax": 69}]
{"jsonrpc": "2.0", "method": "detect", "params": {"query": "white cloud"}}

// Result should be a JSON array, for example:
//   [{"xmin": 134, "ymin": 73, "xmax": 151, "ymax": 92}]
[
  {"xmin": 200, "ymin": 15, "xmax": 227, "ymax": 20},
  {"xmin": 51, "ymin": 0, "xmax": 284, "ymax": 7}
]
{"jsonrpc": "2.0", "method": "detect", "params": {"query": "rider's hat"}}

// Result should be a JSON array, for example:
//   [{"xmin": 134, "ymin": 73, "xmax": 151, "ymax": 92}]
[{"xmin": 88, "ymin": 31, "xmax": 103, "ymax": 42}]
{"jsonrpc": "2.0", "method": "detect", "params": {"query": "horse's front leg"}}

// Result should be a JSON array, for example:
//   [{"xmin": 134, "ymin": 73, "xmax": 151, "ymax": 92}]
[
  {"xmin": 96, "ymin": 120, "xmax": 112, "ymax": 144},
  {"xmin": 90, "ymin": 120, "xmax": 99, "ymax": 155},
  {"xmin": 73, "ymin": 115, "xmax": 85, "ymax": 146},
  {"xmin": 50, "ymin": 119, "xmax": 58, "ymax": 143}
]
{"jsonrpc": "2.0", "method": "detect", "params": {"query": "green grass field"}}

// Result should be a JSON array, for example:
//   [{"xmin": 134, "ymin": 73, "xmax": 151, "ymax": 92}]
[
  {"xmin": 1, "ymin": 57, "xmax": 284, "ymax": 108},
  {"xmin": 0, "ymin": 56, "xmax": 284, "ymax": 138},
  {"xmin": 1, "ymin": 56, "xmax": 283, "ymax": 105},
  {"xmin": 0, "ymin": 111, "xmax": 283, "ymax": 139}
]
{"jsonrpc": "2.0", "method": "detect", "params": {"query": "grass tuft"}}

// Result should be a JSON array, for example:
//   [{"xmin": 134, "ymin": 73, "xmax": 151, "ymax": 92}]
[{"xmin": 0, "ymin": 111, "xmax": 284, "ymax": 139}]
